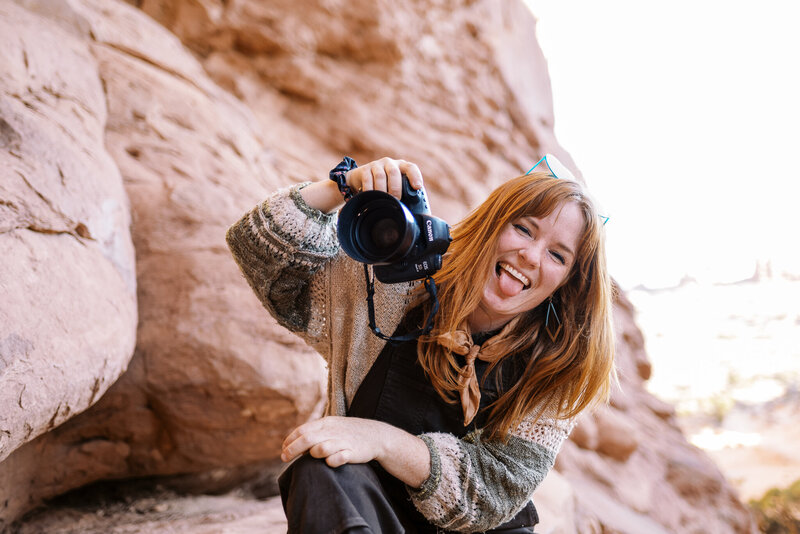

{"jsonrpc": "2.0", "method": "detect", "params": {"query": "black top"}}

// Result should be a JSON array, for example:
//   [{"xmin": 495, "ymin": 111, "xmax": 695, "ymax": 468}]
[
  {"xmin": 348, "ymin": 306, "xmax": 523, "ymax": 435},
  {"xmin": 347, "ymin": 306, "xmax": 538, "ymax": 533}
]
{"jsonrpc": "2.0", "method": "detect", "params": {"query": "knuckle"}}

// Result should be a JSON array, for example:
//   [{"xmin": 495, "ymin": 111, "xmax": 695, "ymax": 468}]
[
  {"xmin": 328, "ymin": 451, "xmax": 346, "ymax": 467},
  {"xmin": 294, "ymin": 436, "xmax": 310, "ymax": 451}
]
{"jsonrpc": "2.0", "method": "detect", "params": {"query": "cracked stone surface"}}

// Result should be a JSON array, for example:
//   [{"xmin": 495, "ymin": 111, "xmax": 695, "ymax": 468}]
[
  {"xmin": 1, "ymin": 0, "xmax": 326, "ymax": 527},
  {"xmin": 0, "ymin": 0, "xmax": 137, "ymax": 471}
]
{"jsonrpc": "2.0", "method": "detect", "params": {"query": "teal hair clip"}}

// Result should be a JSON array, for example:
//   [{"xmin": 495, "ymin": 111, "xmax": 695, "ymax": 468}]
[{"xmin": 525, "ymin": 154, "xmax": 609, "ymax": 225}]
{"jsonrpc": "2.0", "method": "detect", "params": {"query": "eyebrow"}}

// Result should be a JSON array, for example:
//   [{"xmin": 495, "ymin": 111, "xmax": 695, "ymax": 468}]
[{"xmin": 526, "ymin": 218, "xmax": 576, "ymax": 260}]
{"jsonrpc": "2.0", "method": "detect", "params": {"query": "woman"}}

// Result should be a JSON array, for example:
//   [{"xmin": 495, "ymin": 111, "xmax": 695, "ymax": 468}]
[{"xmin": 226, "ymin": 156, "xmax": 615, "ymax": 533}]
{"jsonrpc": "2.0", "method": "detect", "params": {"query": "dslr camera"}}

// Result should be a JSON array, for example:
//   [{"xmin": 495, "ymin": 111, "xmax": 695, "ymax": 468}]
[{"xmin": 338, "ymin": 176, "xmax": 451, "ymax": 283}]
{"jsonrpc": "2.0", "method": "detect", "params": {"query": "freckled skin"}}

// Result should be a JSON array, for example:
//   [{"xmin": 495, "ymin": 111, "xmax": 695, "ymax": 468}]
[{"xmin": 468, "ymin": 202, "xmax": 584, "ymax": 333}]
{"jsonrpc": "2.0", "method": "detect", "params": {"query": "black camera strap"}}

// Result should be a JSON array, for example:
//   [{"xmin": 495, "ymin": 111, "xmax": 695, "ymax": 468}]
[{"xmin": 364, "ymin": 264, "xmax": 439, "ymax": 342}]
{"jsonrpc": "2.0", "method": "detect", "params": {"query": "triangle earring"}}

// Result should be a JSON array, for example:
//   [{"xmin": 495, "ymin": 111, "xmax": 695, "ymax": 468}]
[{"xmin": 545, "ymin": 297, "xmax": 562, "ymax": 342}]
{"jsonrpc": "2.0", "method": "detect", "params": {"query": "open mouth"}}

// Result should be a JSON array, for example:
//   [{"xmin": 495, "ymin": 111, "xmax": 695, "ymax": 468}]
[{"xmin": 496, "ymin": 262, "xmax": 531, "ymax": 290}]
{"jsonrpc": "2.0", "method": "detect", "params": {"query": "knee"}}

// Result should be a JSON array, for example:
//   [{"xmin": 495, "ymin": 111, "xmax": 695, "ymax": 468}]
[
  {"xmin": 287, "ymin": 455, "xmax": 333, "ymax": 483},
  {"xmin": 283, "ymin": 455, "xmax": 379, "ymax": 490}
]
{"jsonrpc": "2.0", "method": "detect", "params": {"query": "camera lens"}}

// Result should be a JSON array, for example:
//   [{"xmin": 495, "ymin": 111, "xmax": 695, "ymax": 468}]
[
  {"xmin": 371, "ymin": 218, "xmax": 401, "ymax": 250},
  {"xmin": 338, "ymin": 191, "xmax": 418, "ymax": 264},
  {"xmin": 355, "ymin": 201, "xmax": 410, "ymax": 260}
]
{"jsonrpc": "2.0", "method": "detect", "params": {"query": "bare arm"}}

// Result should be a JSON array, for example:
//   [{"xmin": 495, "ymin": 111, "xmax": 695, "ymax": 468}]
[
  {"xmin": 298, "ymin": 179, "xmax": 344, "ymax": 214},
  {"xmin": 281, "ymin": 416, "xmax": 431, "ymax": 488}
]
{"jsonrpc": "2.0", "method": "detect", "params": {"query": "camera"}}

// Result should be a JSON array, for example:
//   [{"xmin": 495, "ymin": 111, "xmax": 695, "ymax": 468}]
[{"xmin": 338, "ymin": 175, "xmax": 451, "ymax": 283}]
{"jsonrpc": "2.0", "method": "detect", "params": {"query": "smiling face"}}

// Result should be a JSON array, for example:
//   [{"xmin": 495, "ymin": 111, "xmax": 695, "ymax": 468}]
[{"xmin": 467, "ymin": 201, "xmax": 585, "ymax": 333}]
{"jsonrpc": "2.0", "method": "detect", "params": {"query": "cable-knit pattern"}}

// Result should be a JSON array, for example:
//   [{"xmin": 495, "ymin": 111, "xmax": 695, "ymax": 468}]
[
  {"xmin": 226, "ymin": 183, "xmax": 411, "ymax": 416},
  {"xmin": 226, "ymin": 183, "xmax": 339, "ymax": 353}
]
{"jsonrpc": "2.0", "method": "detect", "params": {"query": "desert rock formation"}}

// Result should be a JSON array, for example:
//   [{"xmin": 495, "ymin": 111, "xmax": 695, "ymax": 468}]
[
  {"xmin": 0, "ymin": 0, "xmax": 137, "ymax": 477},
  {"xmin": 0, "ymin": 0, "xmax": 757, "ymax": 532}
]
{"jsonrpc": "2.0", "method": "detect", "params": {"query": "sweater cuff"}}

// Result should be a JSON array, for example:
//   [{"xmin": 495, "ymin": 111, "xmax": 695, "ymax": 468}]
[
  {"xmin": 256, "ymin": 182, "xmax": 339, "ymax": 259},
  {"xmin": 407, "ymin": 434, "xmax": 441, "ymax": 500}
]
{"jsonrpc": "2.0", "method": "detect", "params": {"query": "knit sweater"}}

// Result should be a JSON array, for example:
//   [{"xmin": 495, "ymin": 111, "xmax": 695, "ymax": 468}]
[{"xmin": 225, "ymin": 183, "xmax": 575, "ymax": 533}]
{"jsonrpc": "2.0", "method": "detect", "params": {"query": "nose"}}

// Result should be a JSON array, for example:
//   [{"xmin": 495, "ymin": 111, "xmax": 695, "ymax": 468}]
[{"xmin": 518, "ymin": 241, "xmax": 544, "ymax": 268}]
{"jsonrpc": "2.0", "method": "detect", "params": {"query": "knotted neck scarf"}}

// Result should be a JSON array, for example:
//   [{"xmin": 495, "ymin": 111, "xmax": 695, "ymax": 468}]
[{"xmin": 434, "ymin": 316, "xmax": 521, "ymax": 426}]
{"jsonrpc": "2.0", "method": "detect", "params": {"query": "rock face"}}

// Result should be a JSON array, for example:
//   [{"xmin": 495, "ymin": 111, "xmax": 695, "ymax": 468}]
[
  {"xmin": 1, "ymin": 0, "xmax": 326, "ymax": 526},
  {"xmin": 0, "ymin": 0, "xmax": 757, "ymax": 532},
  {"xmin": 0, "ymin": 0, "xmax": 136, "ymax": 469}
]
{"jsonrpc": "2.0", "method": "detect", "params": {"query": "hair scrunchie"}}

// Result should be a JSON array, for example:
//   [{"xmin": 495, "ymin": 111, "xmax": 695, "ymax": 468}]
[{"xmin": 329, "ymin": 156, "xmax": 358, "ymax": 200}]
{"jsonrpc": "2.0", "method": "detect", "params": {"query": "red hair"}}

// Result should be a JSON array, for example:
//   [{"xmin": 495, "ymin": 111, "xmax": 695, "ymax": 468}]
[{"xmin": 416, "ymin": 172, "xmax": 616, "ymax": 440}]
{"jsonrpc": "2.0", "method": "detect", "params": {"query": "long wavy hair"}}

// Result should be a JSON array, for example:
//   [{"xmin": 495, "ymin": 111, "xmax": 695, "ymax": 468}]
[{"xmin": 416, "ymin": 171, "xmax": 616, "ymax": 441}]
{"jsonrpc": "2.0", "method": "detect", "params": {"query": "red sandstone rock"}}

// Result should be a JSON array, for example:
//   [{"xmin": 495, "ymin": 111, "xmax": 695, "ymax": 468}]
[
  {"xmin": 594, "ymin": 406, "xmax": 639, "ymax": 462},
  {"xmin": 0, "ymin": 0, "xmax": 136, "ymax": 466},
  {"xmin": 0, "ymin": 0, "xmax": 759, "ymax": 533},
  {"xmin": 1, "ymin": 0, "xmax": 325, "ymax": 524},
  {"xmin": 569, "ymin": 414, "xmax": 599, "ymax": 451}
]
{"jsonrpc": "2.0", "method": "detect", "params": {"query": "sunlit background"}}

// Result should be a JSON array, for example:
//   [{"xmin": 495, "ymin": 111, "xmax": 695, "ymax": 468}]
[
  {"xmin": 526, "ymin": 0, "xmax": 800, "ymax": 499},
  {"xmin": 527, "ymin": 0, "xmax": 800, "ymax": 290}
]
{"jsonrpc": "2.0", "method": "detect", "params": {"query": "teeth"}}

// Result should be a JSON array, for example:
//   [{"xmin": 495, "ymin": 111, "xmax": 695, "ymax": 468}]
[{"xmin": 499, "ymin": 262, "xmax": 530, "ymax": 288}]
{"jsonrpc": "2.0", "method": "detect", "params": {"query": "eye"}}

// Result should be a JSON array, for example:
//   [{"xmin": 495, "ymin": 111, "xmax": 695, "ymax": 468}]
[
  {"xmin": 550, "ymin": 250, "xmax": 566, "ymax": 265},
  {"xmin": 513, "ymin": 223, "xmax": 531, "ymax": 236}
]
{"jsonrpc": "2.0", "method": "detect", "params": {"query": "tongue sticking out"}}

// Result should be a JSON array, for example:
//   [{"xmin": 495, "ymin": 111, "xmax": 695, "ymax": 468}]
[{"xmin": 498, "ymin": 267, "xmax": 525, "ymax": 297}]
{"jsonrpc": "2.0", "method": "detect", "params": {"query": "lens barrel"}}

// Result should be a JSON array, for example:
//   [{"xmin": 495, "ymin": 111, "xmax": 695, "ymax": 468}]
[{"xmin": 338, "ymin": 190, "xmax": 419, "ymax": 264}]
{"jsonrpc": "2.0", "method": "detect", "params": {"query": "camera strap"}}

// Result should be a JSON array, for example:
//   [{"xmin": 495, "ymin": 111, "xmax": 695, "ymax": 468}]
[{"xmin": 364, "ymin": 264, "xmax": 439, "ymax": 343}]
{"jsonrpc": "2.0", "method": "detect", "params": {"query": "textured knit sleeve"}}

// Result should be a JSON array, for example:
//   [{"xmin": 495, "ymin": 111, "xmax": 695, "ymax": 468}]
[
  {"xmin": 407, "ymin": 412, "xmax": 575, "ymax": 533},
  {"xmin": 225, "ymin": 183, "xmax": 339, "ymax": 354}
]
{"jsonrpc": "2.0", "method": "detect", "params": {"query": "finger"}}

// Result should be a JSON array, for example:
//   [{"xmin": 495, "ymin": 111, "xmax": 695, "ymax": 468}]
[
  {"xmin": 282, "ymin": 434, "xmax": 313, "ymax": 462},
  {"xmin": 308, "ymin": 439, "xmax": 346, "ymax": 460},
  {"xmin": 325, "ymin": 449, "xmax": 353, "ymax": 468},
  {"xmin": 385, "ymin": 161, "xmax": 403, "ymax": 199},
  {"xmin": 282, "ymin": 426, "xmax": 303, "ymax": 451},
  {"xmin": 282, "ymin": 422, "xmax": 323, "ymax": 462},
  {"xmin": 398, "ymin": 161, "xmax": 423, "ymax": 190},
  {"xmin": 281, "ymin": 419, "xmax": 319, "ymax": 450},
  {"xmin": 355, "ymin": 167, "xmax": 372, "ymax": 193},
  {"xmin": 371, "ymin": 165, "xmax": 388, "ymax": 194}
]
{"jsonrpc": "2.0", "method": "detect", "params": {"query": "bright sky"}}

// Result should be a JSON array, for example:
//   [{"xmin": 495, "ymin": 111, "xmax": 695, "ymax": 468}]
[{"xmin": 525, "ymin": 0, "xmax": 800, "ymax": 289}]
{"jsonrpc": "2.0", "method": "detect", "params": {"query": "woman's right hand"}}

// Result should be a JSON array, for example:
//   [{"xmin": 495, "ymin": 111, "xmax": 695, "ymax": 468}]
[
  {"xmin": 345, "ymin": 157, "xmax": 424, "ymax": 200},
  {"xmin": 281, "ymin": 415, "xmax": 431, "ymax": 488},
  {"xmin": 300, "ymin": 157, "xmax": 425, "ymax": 214}
]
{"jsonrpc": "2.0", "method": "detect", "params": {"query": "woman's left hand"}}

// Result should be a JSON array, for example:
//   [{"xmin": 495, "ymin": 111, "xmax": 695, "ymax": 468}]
[{"xmin": 281, "ymin": 416, "xmax": 389, "ymax": 468}]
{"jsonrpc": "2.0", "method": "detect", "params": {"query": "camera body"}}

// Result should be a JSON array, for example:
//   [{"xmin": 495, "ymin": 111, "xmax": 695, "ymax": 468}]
[{"xmin": 338, "ymin": 176, "xmax": 451, "ymax": 283}]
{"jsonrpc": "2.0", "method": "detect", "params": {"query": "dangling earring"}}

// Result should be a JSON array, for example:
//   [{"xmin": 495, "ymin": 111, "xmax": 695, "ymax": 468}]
[{"xmin": 545, "ymin": 296, "xmax": 562, "ymax": 342}]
